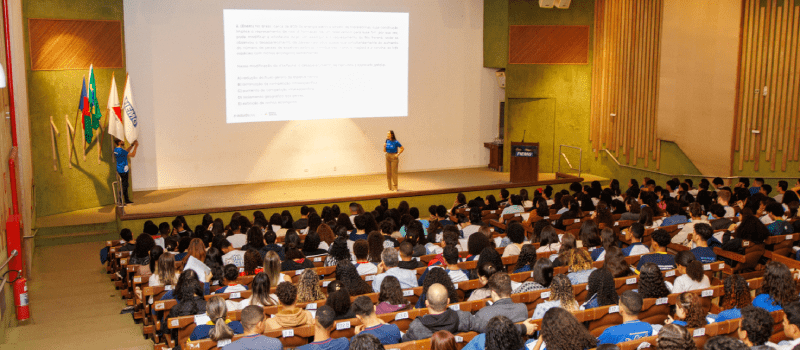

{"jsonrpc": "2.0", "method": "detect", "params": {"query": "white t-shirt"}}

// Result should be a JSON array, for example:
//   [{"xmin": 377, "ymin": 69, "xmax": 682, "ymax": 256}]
[
  {"xmin": 627, "ymin": 244, "xmax": 651, "ymax": 256},
  {"xmin": 723, "ymin": 206, "xmax": 736, "ymax": 218},
  {"xmin": 356, "ymin": 262, "xmax": 378, "ymax": 276},
  {"xmin": 671, "ymin": 274, "xmax": 710, "ymax": 294},
  {"xmin": 222, "ymin": 250, "xmax": 246, "ymax": 267},
  {"xmin": 227, "ymin": 234, "xmax": 247, "ymax": 249}
]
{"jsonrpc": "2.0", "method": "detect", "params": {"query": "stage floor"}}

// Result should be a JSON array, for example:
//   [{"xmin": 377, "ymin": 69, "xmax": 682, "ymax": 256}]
[{"xmin": 36, "ymin": 167, "xmax": 608, "ymax": 225}]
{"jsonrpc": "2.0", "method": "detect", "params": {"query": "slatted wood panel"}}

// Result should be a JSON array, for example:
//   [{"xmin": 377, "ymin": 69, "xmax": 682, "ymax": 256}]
[
  {"xmin": 590, "ymin": 0, "xmax": 663, "ymax": 168},
  {"xmin": 733, "ymin": 0, "xmax": 800, "ymax": 171},
  {"xmin": 29, "ymin": 19, "xmax": 123, "ymax": 71},
  {"xmin": 509, "ymin": 25, "xmax": 590, "ymax": 64}
]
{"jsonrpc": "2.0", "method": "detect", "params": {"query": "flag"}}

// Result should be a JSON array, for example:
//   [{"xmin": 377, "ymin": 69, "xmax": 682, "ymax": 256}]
[
  {"xmin": 106, "ymin": 74, "xmax": 125, "ymax": 141},
  {"xmin": 122, "ymin": 75, "xmax": 139, "ymax": 142},
  {"xmin": 87, "ymin": 65, "xmax": 102, "ymax": 130},
  {"xmin": 78, "ymin": 77, "xmax": 92, "ymax": 143}
]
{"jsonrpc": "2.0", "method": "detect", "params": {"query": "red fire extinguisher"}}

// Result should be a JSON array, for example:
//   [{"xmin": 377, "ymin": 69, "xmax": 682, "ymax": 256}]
[{"xmin": 12, "ymin": 276, "xmax": 29, "ymax": 321}]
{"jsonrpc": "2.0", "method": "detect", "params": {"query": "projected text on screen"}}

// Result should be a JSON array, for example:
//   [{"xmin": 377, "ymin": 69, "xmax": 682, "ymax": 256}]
[{"xmin": 223, "ymin": 10, "xmax": 409, "ymax": 123}]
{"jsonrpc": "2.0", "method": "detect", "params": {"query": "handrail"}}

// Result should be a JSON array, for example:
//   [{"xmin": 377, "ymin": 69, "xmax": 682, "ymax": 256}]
[
  {"xmin": 602, "ymin": 149, "xmax": 798, "ymax": 180},
  {"xmin": 558, "ymin": 145, "xmax": 582, "ymax": 177},
  {"xmin": 0, "ymin": 249, "xmax": 17, "ymax": 271}
]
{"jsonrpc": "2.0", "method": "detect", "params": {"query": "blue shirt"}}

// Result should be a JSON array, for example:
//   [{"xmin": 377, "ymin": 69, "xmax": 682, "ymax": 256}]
[
  {"xmin": 622, "ymin": 243, "xmax": 646, "ymax": 256},
  {"xmin": 597, "ymin": 320, "xmax": 654, "ymax": 344},
  {"xmin": 691, "ymin": 247, "xmax": 717, "ymax": 263},
  {"xmin": 223, "ymin": 334, "xmax": 283, "ymax": 350},
  {"xmin": 350, "ymin": 230, "xmax": 368, "ymax": 242},
  {"xmin": 352, "ymin": 323, "xmax": 401, "ymax": 345},
  {"xmin": 753, "ymin": 293, "xmax": 784, "ymax": 312},
  {"xmin": 661, "ymin": 215, "xmax": 688, "ymax": 227},
  {"xmin": 590, "ymin": 247, "xmax": 605, "ymax": 261},
  {"xmin": 298, "ymin": 337, "xmax": 350, "ymax": 350},
  {"xmin": 462, "ymin": 333, "xmax": 527, "ymax": 350},
  {"xmin": 637, "ymin": 252, "xmax": 676, "ymax": 271},
  {"xmin": 714, "ymin": 308, "xmax": 742, "ymax": 322},
  {"xmin": 114, "ymin": 147, "xmax": 129, "ymax": 173},
  {"xmin": 190, "ymin": 321, "xmax": 244, "ymax": 341},
  {"xmin": 385, "ymin": 140, "xmax": 402, "ymax": 154}
]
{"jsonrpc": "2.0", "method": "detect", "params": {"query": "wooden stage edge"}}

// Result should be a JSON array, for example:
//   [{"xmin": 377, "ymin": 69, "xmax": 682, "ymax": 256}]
[{"xmin": 118, "ymin": 172, "xmax": 584, "ymax": 221}]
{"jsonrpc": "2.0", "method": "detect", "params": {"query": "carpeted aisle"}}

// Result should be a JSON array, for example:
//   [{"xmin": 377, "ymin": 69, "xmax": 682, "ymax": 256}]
[{"xmin": 0, "ymin": 242, "xmax": 152, "ymax": 349}]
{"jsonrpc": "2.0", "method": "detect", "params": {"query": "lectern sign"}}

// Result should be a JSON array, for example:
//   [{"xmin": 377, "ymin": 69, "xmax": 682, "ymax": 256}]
[{"xmin": 512, "ymin": 145, "xmax": 538, "ymax": 157}]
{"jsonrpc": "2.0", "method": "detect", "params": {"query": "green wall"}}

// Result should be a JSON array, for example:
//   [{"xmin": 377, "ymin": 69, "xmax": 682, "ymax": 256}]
[
  {"xmin": 487, "ymin": 0, "xmax": 704, "ymax": 186},
  {"xmin": 24, "ymin": 0, "xmax": 125, "ymax": 217}
]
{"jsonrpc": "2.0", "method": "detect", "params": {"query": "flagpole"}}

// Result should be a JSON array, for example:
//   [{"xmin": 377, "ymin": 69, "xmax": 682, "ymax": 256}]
[{"xmin": 65, "ymin": 115, "xmax": 73, "ymax": 169}]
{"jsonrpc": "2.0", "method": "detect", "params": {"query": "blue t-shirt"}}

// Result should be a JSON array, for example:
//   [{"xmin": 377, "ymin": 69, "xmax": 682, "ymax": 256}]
[
  {"xmin": 691, "ymin": 247, "xmax": 717, "ymax": 263},
  {"xmin": 114, "ymin": 147, "xmax": 129, "ymax": 173},
  {"xmin": 352, "ymin": 323, "xmax": 401, "ymax": 345},
  {"xmin": 597, "ymin": 320, "xmax": 654, "ymax": 345},
  {"xmin": 714, "ymin": 308, "xmax": 741, "ymax": 322},
  {"xmin": 223, "ymin": 334, "xmax": 282, "ymax": 350},
  {"xmin": 637, "ymin": 252, "xmax": 676, "ymax": 271},
  {"xmin": 753, "ymin": 293, "xmax": 783, "ymax": 312},
  {"xmin": 385, "ymin": 140, "xmax": 402, "ymax": 154},
  {"xmin": 298, "ymin": 337, "xmax": 350, "ymax": 350},
  {"xmin": 622, "ymin": 243, "xmax": 645, "ymax": 256},
  {"xmin": 189, "ymin": 321, "xmax": 244, "ymax": 341},
  {"xmin": 590, "ymin": 247, "xmax": 605, "ymax": 261}
]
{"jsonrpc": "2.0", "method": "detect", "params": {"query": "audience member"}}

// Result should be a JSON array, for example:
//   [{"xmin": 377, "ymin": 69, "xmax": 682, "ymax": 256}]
[
  {"xmin": 636, "ymin": 229, "xmax": 676, "ymax": 271},
  {"xmin": 656, "ymin": 324, "xmax": 697, "ymax": 350},
  {"xmin": 738, "ymin": 305, "xmax": 777, "ymax": 349},
  {"xmin": 264, "ymin": 282, "xmax": 314, "ymax": 330},
  {"xmin": 223, "ymin": 305, "xmax": 282, "ymax": 350},
  {"xmin": 672, "ymin": 251, "xmax": 710, "ymax": 294},
  {"xmin": 753, "ymin": 261, "xmax": 799, "ymax": 312},
  {"xmin": 189, "ymin": 296, "xmax": 244, "ymax": 342},
  {"xmin": 372, "ymin": 248, "xmax": 419, "ymax": 292},
  {"xmin": 351, "ymin": 296, "xmax": 402, "ymax": 345},
  {"xmin": 403, "ymin": 283, "xmax": 472, "ymax": 341},
  {"xmin": 531, "ymin": 274, "xmax": 578, "ymax": 319},
  {"xmin": 597, "ymin": 291, "xmax": 654, "ymax": 345},
  {"xmin": 297, "ymin": 305, "xmax": 349, "ymax": 350}
]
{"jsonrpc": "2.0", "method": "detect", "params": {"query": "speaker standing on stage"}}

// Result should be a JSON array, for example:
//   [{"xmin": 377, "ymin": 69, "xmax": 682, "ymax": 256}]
[
  {"xmin": 384, "ymin": 130, "xmax": 404, "ymax": 192},
  {"xmin": 114, "ymin": 138, "xmax": 139, "ymax": 204}
]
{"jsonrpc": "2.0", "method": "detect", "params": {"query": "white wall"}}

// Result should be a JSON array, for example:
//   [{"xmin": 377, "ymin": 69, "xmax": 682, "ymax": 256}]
[{"xmin": 124, "ymin": 0, "xmax": 499, "ymax": 190}]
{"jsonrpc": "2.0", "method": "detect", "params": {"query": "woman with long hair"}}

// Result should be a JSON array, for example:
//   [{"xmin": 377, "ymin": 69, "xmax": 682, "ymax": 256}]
[
  {"xmin": 468, "ymin": 263, "xmax": 498, "ymax": 301},
  {"xmin": 189, "ymin": 296, "xmax": 244, "ymax": 342},
  {"xmin": 367, "ymin": 231, "xmax": 384, "ymax": 262},
  {"xmin": 149, "ymin": 251, "xmax": 179, "ymax": 287},
  {"xmin": 753, "ymin": 261, "xmax": 799, "ymax": 312},
  {"xmin": 582, "ymin": 268, "xmax": 618, "ymax": 310},
  {"xmin": 204, "ymin": 247, "xmax": 225, "ymax": 287},
  {"xmin": 235, "ymin": 272, "xmax": 278, "ymax": 310},
  {"xmin": 281, "ymin": 231, "xmax": 315, "ymax": 271},
  {"xmin": 325, "ymin": 289, "xmax": 354, "ymax": 320},
  {"xmin": 335, "ymin": 262, "xmax": 374, "ymax": 296},
  {"xmin": 536, "ymin": 225, "xmax": 561, "ymax": 253},
  {"xmin": 593, "ymin": 227, "xmax": 617, "ymax": 261},
  {"xmin": 241, "ymin": 249, "xmax": 263, "ymax": 276},
  {"xmin": 415, "ymin": 267, "xmax": 459, "ymax": 309},
  {"xmin": 315, "ymin": 222, "xmax": 335, "ymax": 249},
  {"xmin": 657, "ymin": 324, "xmax": 698, "ymax": 350},
  {"xmin": 384, "ymin": 130, "xmax": 404, "ymax": 191},
  {"xmin": 593, "ymin": 201, "xmax": 615, "ymax": 227},
  {"xmin": 513, "ymin": 244, "xmax": 538, "ymax": 273},
  {"xmin": 301, "ymin": 231, "xmax": 327, "ymax": 257},
  {"xmin": 603, "ymin": 246, "xmax": 633, "ymax": 278},
  {"xmin": 531, "ymin": 274, "xmax": 578, "ymax": 319},
  {"xmin": 181, "ymin": 238, "xmax": 207, "ymax": 265},
  {"xmin": 528, "ymin": 307, "xmax": 597, "ymax": 350},
  {"xmin": 336, "ymin": 213, "xmax": 355, "ymax": 231},
  {"xmin": 325, "ymin": 237, "xmax": 352, "ymax": 267},
  {"xmin": 376, "ymin": 276, "xmax": 411, "ymax": 314},
  {"xmin": 430, "ymin": 330, "xmax": 457, "ymax": 350},
  {"xmin": 131, "ymin": 233, "xmax": 155, "ymax": 265},
  {"xmin": 638, "ymin": 262, "xmax": 672, "ymax": 299},
  {"xmin": 263, "ymin": 250, "xmax": 291, "ymax": 285},
  {"xmin": 714, "ymin": 274, "xmax": 752, "ymax": 322},
  {"xmin": 667, "ymin": 292, "xmax": 706, "ymax": 328},
  {"xmin": 672, "ymin": 251, "xmax": 710, "ymax": 294},
  {"xmin": 513, "ymin": 258, "xmax": 554, "ymax": 294},
  {"xmin": 484, "ymin": 195, "xmax": 499, "ymax": 211},
  {"xmin": 241, "ymin": 226, "xmax": 265, "ymax": 252},
  {"xmin": 557, "ymin": 233, "xmax": 596, "ymax": 285},
  {"xmin": 296, "ymin": 269, "xmax": 326, "ymax": 303},
  {"xmin": 163, "ymin": 270, "xmax": 207, "ymax": 334},
  {"xmin": 474, "ymin": 246, "xmax": 504, "ymax": 278}
]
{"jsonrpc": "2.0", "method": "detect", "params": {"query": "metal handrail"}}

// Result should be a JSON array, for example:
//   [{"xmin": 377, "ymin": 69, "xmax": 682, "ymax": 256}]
[
  {"xmin": 558, "ymin": 145, "xmax": 582, "ymax": 177},
  {"xmin": 602, "ymin": 149, "xmax": 797, "ymax": 180}
]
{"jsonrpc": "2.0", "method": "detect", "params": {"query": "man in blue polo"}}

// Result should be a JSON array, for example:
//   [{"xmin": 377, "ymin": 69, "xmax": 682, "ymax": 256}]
[
  {"xmin": 597, "ymin": 291, "xmax": 654, "ymax": 345},
  {"xmin": 113, "ymin": 138, "xmax": 138, "ymax": 204}
]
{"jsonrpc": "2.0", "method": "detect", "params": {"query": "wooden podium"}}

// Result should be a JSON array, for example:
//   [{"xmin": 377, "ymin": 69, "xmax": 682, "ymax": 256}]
[{"xmin": 510, "ymin": 142, "xmax": 539, "ymax": 183}]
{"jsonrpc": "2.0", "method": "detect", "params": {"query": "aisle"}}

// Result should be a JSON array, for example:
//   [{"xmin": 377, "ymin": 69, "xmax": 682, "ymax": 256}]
[{"xmin": 0, "ymin": 242, "xmax": 152, "ymax": 349}]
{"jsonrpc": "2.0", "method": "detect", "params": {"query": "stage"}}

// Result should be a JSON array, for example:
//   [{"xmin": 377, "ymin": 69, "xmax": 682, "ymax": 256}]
[{"xmin": 36, "ymin": 167, "xmax": 609, "ymax": 229}]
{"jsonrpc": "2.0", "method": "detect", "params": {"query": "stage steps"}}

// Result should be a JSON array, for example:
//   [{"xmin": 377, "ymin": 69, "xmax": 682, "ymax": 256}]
[
  {"xmin": 0, "ymin": 242, "xmax": 151, "ymax": 349},
  {"xmin": 33, "ymin": 221, "xmax": 119, "ymax": 247}
]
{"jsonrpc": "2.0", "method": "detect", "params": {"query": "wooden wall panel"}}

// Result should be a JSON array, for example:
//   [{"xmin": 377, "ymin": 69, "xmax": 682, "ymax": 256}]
[
  {"xmin": 509, "ymin": 25, "xmax": 589, "ymax": 64},
  {"xmin": 590, "ymin": 0, "xmax": 663, "ymax": 168},
  {"xmin": 29, "ymin": 19, "xmax": 123, "ymax": 71},
  {"xmin": 733, "ymin": 0, "xmax": 800, "ymax": 171}
]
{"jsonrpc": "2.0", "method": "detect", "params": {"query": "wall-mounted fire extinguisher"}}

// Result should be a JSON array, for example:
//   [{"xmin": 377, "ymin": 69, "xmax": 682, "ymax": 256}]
[{"xmin": 12, "ymin": 275, "xmax": 28, "ymax": 321}]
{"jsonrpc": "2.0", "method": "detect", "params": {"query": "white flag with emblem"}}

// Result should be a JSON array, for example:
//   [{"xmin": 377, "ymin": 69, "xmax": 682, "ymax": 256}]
[{"xmin": 122, "ymin": 75, "xmax": 139, "ymax": 142}]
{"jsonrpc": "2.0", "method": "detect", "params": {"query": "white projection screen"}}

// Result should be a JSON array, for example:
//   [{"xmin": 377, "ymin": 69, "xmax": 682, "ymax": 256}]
[
  {"xmin": 223, "ymin": 10, "xmax": 409, "ymax": 123},
  {"xmin": 124, "ymin": 0, "xmax": 502, "ymax": 190}
]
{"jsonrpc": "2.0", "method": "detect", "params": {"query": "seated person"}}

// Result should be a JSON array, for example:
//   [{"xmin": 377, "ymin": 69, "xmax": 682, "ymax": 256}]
[
  {"xmin": 636, "ymin": 229, "xmax": 676, "ymax": 271},
  {"xmin": 665, "ymin": 292, "xmax": 707, "ymax": 328},
  {"xmin": 396, "ymin": 241, "xmax": 424, "ymax": 270},
  {"xmin": 777, "ymin": 301, "xmax": 800, "ymax": 349},
  {"xmin": 189, "ymin": 296, "xmax": 244, "ymax": 342},
  {"xmin": 298, "ymin": 305, "xmax": 350, "ymax": 350},
  {"xmin": 372, "ymin": 248, "xmax": 419, "ymax": 293},
  {"xmin": 462, "ymin": 315, "xmax": 535, "ymax": 350},
  {"xmin": 597, "ymin": 291, "xmax": 654, "ymax": 345},
  {"xmin": 174, "ymin": 237, "xmax": 192, "ymax": 262},
  {"xmin": 660, "ymin": 201, "xmax": 688, "ymax": 227},
  {"xmin": 118, "ymin": 228, "xmax": 136, "ymax": 251},
  {"xmin": 264, "ymin": 282, "xmax": 314, "ymax": 330},
  {"xmin": 690, "ymin": 223, "xmax": 717, "ymax": 263},
  {"xmin": 672, "ymin": 251, "xmax": 710, "ymax": 294},
  {"xmin": 704, "ymin": 336, "xmax": 749, "ymax": 350},
  {"xmin": 219, "ymin": 239, "xmax": 244, "ymax": 268},
  {"xmin": 531, "ymin": 274, "xmax": 578, "ymax": 319},
  {"xmin": 213, "ymin": 264, "xmax": 248, "ymax": 294},
  {"xmin": 714, "ymin": 275, "xmax": 751, "ymax": 322},
  {"xmin": 752, "ymin": 261, "xmax": 799, "ymax": 312},
  {"xmin": 766, "ymin": 202, "xmax": 792, "ymax": 236},
  {"xmin": 738, "ymin": 305, "xmax": 779, "ymax": 349},
  {"xmin": 621, "ymin": 223, "xmax": 650, "ymax": 256},
  {"xmin": 526, "ymin": 307, "xmax": 597, "ymax": 350},
  {"xmin": 353, "ymin": 240, "xmax": 378, "ymax": 276},
  {"xmin": 708, "ymin": 204, "xmax": 733, "ymax": 231},
  {"xmin": 656, "ymin": 324, "xmax": 696, "ymax": 350},
  {"xmin": 260, "ymin": 230, "xmax": 284, "ymax": 261},
  {"xmin": 470, "ymin": 272, "xmax": 528, "ymax": 333},
  {"xmin": 402, "ymin": 283, "xmax": 473, "ymax": 341},
  {"xmin": 351, "ymin": 296, "xmax": 402, "ymax": 345},
  {"xmin": 223, "ymin": 305, "xmax": 282, "ymax": 350},
  {"xmin": 419, "ymin": 246, "xmax": 470, "ymax": 285}
]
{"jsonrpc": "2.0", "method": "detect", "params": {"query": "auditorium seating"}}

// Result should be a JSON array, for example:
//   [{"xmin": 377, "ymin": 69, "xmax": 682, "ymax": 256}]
[{"xmin": 101, "ymin": 181, "xmax": 800, "ymax": 350}]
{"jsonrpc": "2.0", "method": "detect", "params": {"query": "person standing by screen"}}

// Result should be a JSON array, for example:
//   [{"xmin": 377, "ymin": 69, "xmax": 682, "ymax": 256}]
[
  {"xmin": 114, "ymin": 138, "xmax": 139, "ymax": 204},
  {"xmin": 384, "ymin": 130, "xmax": 404, "ymax": 192}
]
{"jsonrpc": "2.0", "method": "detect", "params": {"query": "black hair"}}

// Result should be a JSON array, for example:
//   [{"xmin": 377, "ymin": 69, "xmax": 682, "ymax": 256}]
[
  {"xmin": 506, "ymin": 222, "xmax": 525, "ymax": 244},
  {"xmin": 675, "ymin": 251, "xmax": 703, "ymax": 282},
  {"xmin": 351, "ymin": 295, "xmax": 375, "ymax": 316},
  {"xmin": 532, "ymin": 258, "xmax": 554, "ymax": 287},
  {"xmin": 223, "ymin": 264, "xmax": 239, "ymax": 282},
  {"xmin": 703, "ymin": 336, "xmax": 748, "ymax": 350},
  {"xmin": 442, "ymin": 245, "xmax": 459, "ymax": 265},
  {"xmin": 485, "ymin": 316, "xmax": 522, "ymax": 350},
  {"xmin": 651, "ymin": 229, "xmax": 671, "ymax": 248},
  {"xmin": 120, "ymin": 228, "xmax": 133, "ymax": 242},
  {"xmin": 740, "ymin": 305, "xmax": 773, "ymax": 346},
  {"xmin": 350, "ymin": 333, "xmax": 385, "ymax": 350},
  {"xmin": 619, "ymin": 290, "xmax": 643, "ymax": 315},
  {"xmin": 587, "ymin": 268, "xmax": 618, "ymax": 307}
]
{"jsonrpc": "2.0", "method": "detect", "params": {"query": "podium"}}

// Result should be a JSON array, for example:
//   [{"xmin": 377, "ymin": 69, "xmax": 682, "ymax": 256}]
[{"xmin": 510, "ymin": 142, "xmax": 539, "ymax": 183}]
